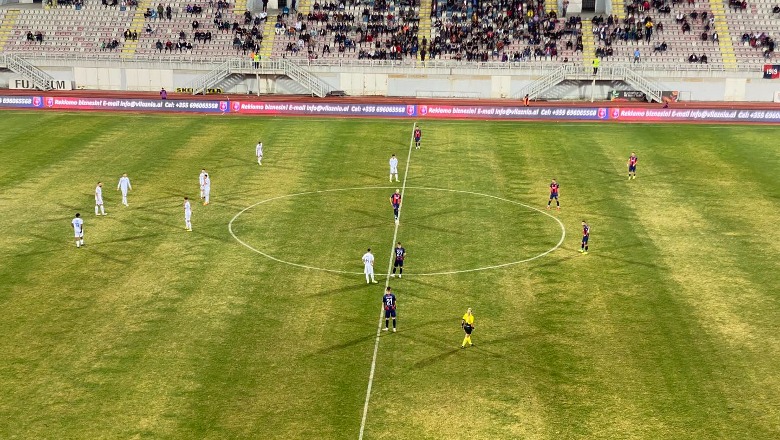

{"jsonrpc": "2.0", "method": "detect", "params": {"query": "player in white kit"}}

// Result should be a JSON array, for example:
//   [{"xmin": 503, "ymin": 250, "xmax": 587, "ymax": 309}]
[
  {"xmin": 71, "ymin": 213, "xmax": 84, "ymax": 248},
  {"xmin": 184, "ymin": 197, "xmax": 192, "ymax": 231},
  {"xmin": 362, "ymin": 248, "xmax": 378, "ymax": 284},
  {"xmin": 117, "ymin": 173, "xmax": 132, "ymax": 206},
  {"xmin": 95, "ymin": 182, "xmax": 106, "ymax": 215},
  {"xmin": 389, "ymin": 154, "xmax": 399, "ymax": 182},
  {"xmin": 199, "ymin": 169, "xmax": 207, "ymax": 200},
  {"xmin": 202, "ymin": 173, "xmax": 211, "ymax": 205},
  {"xmin": 256, "ymin": 141, "xmax": 263, "ymax": 166}
]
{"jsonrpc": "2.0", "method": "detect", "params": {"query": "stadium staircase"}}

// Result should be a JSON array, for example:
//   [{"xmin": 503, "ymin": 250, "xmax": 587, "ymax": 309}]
[
  {"xmin": 234, "ymin": 0, "xmax": 248, "ymax": 13},
  {"xmin": 418, "ymin": 0, "xmax": 433, "ymax": 60},
  {"xmin": 611, "ymin": 0, "xmax": 624, "ymax": 19},
  {"xmin": 548, "ymin": 0, "xmax": 558, "ymax": 16},
  {"xmin": 186, "ymin": 58, "xmax": 330, "ymax": 96},
  {"xmin": 709, "ymin": 0, "xmax": 738, "ymax": 70},
  {"xmin": 0, "ymin": 9, "xmax": 20, "ymax": 52},
  {"xmin": 581, "ymin": 26, "xmax": 596, "ymax": 68},
  {"xmin": 258, "ymin": 15, "xmax": 278, "ymax": 59},
  {"xmin": 121, "ymin": 0, "xmax": 153, "ymax": 59},
  {"xmin": 4, "ymin": 53, "xmax": 55, "ymax": 90},
  {"xmin": 514, "ymin": 64, "xmax": 665, "ymax": 102}
]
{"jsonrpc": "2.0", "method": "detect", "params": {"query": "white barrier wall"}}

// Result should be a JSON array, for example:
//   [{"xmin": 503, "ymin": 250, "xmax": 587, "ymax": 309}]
[{"xmin": 3, "ymin": 65, "xmax": 779, "ymax": 101}]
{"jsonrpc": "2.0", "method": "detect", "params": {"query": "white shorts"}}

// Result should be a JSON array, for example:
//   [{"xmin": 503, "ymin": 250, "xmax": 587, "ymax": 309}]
[
  {"xmin": 185, "ymin": 212, "xmax": 191, "ymax": 221},
  {"xmin": 120, "ymin": 189, "xmax": 128, "ymax": 196},
  {"xmin": 364, "ymin": 266, "xmax": 374, "ymax": 275},
  {"xmin": 74, "ymin": 230, "xmax": 83, "ymax": 238},
  {"xmin": 390, "ymin": 167, "xmax": 398, "ymax": 174},
  {"xmin": 95, "ymin": 198, "xmax": 103, "ymax": 205}
]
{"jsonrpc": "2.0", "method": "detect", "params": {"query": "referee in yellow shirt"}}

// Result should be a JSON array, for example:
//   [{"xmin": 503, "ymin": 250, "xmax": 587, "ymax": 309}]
[{"xmin": 461, "ymin": 308, "xmax": 475, "ymax": 348}]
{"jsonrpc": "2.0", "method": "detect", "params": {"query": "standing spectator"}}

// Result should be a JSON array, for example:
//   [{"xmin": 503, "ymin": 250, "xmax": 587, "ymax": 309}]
[
  {"xmin": 592, "ymin": 57, "xmax": 600, "ymax": 75},
  {"xmin": 262, "ymin": 0, "xmax": 268, "ymax": 11},
  {"xmin": 563, "ymin": 0, "xmax": 569, "ymax": 17},
  {"xmin": 160, "ymin": 87, "xmax": 167, "ymax": 99},
  {"xmin": 634, "ymin": 48, "xmax": 641, "ymax": 63}
]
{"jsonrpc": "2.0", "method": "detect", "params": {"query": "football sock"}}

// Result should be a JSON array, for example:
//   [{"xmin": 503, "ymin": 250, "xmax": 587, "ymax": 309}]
[
  {"xmin": 585, "ymin": 245, "xmax": 588, "ymax": 251},
  {"xmin": 80, "ymin": 239, "xmax": 84, "ymax": 245},
  {"xmin": 385, "ymin": 319, "xmax": 389, "ymax": 328},
  {"xmin": 393, "ymin": 319, "xmax": 396, "ymax": 329},
  {"xmin": 462, "ymin": 335, "xmax": 469, "ymax": 347},
  {"xmin": 76, "ymin": 241, "xmax": 80, "ymax": 248},
  {"xmin": 95, "ymin": 206, "xmax": 99, "ymax": 215},
  {"xmin": 100, "ymin": 206, "xmax": 105, "ymax": 215},
  {"xmin": 399, "ymin": 268, "xmax": 403, "ymax": 275}
]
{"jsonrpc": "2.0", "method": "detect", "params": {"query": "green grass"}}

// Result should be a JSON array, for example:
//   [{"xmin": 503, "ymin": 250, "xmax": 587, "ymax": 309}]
[{"xmin": 0, "ymin": 112, "xmax": 779, "ymax": 439}]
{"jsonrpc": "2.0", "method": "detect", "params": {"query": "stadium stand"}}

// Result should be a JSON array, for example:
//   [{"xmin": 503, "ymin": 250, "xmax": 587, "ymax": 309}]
[
  {"xmin": 7, "ymin": 5, "xmax": 133, "ymax": 54},
  {"xmin": 0, "ymin": 0, "xmax": 776, "ymax": 68},
  {"xmin": 591, "ymin": 0, "xmax": 724, "ymax": 67},
  {"xmin": 0, "ymin": 0, "xmax": 266, "ymax": 58},
  {"xmin": 427, "ymin": 0, "xmax": 585, "ymax": 63},
  {"xmin": 723, "ymin": 0, "xmax": 777, "ymax": 66},
  {"xmin": 270, "ymin": 0, "xmax": 422, "ymax": 62}
]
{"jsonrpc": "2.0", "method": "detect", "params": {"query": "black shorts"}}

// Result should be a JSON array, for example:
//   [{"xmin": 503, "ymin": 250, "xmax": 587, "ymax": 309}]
[
  {"xmin": 385, "ymin": 309, "xmax": 396, "ymax": 318},
  {"xmin": 394, "ymin": 259, "xmax": 404, "ymax": 267},
  {"xmin": 463, "ymin": 324, "xmax": 473, "ymax": 334}
]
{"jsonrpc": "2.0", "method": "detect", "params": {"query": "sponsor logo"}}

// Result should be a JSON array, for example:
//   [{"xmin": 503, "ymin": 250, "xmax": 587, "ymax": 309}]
[{"xmin": 419, "ymin": 105, "xmax": 428, "ymax": 115}]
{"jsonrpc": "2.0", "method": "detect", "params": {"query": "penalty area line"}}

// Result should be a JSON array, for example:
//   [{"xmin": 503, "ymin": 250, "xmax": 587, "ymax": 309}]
[{"xmin": 358, "ymin": 122, "xmax": 416, "ymax": 440}]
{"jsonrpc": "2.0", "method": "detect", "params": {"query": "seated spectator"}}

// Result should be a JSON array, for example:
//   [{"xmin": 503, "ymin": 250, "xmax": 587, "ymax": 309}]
[
  {"xmin": 740, "ymin": 0, "xmax": 747, "ymax": 9},
  {"xmin": 124, "ymin": 29, "xmax": 131, "ymax": 40},
  {"xmin": 657, "ymin": 22, "xmax": 664, "ymax": 33},
  {"xmin": 682, "ymin": 22, "xmax": 691, "ymax": 33},
  {"xmin": 675, "ymin": 11, "xmax": 684, "ymax": 23},
  {"xmin": 144, "ymin": 7, "xmax": 152, "ymax": 18},
  {"xmin": 700, "ymin": 54, "xmax": 708, "ymax": 63},
  {"xmin": 165, "ymin": 40, "xmax": 173, "ymax": 51},
  {"xmin": 35, "ymin": 31, "xmax": 43, "ymax": 43},
  {"xmin": 156, "ymin": 39, "xmax": 163, "ymax": 51},
  {"xmin": 192, "ymin": 20, "xmax": 199, "ymax": 29},
  {"xmin": 712, "ymin": 32, "xmax": 719, "ymax": 43},
  {"xmin": 26, "ymin": 31, "xmax": 34, "ymax": 41},
  {"xmin": 773, "ymin": 5, "xmax": 780, "ymax": 13},
  {"xmin": 701, "ymin": 32, "xmax": 708, "ymax": 41},
  {"xmin": 688, "ymin": 53, "xmax": 699, "ymax": 62},
  {"xmin": 146, "ymin": 24, "xmax": 154, "ymax": 34},
  {"xmin": 205, "ymin": 31, "xmax": 212, "ymax": 42},
  {"xmin": 654, "ymin": 41, "xmax": 668, "ymax": 52},
  {"xmin": 186, "ymin": 42, "xmax": 193, "ymax": 50},
  {"xmin": 131, "ymin": 30, "xmax": 138, "ymax": 40}
]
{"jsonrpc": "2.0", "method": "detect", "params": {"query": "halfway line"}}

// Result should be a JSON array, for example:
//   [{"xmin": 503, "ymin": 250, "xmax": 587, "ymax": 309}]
[{"xmin": 358, "ymin": 122, "xmax": 416, "ymax": 440}]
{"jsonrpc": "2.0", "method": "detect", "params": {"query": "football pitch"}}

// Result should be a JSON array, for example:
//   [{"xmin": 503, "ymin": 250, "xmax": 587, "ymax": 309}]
[{"xmin": 1, "ymin": 111, "xmax": 779, "ymax": 439}]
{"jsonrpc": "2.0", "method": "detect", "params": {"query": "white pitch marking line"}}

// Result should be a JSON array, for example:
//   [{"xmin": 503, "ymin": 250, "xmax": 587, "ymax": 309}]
[
  {"xmin": 228, "ymin": 186, "xmax": 566, "ymax": 276},
  {"xmin": 358, "ymin": 122, "xmax": 416, "ymax": 440}
]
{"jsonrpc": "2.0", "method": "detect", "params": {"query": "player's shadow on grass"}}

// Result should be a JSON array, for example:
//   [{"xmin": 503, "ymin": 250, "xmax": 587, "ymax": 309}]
[
  {"xmin": 308, "ymin": 283, "xmax": 368, "ymax": 298},
  {"xmin": 411, "ymin": 348, "xmax": 462, "ymax": 369}
]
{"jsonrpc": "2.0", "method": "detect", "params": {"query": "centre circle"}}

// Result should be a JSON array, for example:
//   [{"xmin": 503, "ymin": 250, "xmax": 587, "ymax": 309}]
[{"xmin": 228, "ymin": 186, "xmax": 566, "ymax": 276}]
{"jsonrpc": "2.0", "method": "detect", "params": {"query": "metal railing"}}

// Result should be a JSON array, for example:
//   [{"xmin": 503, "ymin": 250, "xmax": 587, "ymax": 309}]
[
  {"xmin": 0, "ymin": 51, "xmax": 766, "ymax": 78},
  {"xmin": 3, "ymin": 53, "xmax": 56, "ymax": 90}
]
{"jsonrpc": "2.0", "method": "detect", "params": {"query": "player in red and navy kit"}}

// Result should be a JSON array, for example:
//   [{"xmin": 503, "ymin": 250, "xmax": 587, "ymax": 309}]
[
  {"xmin": 627, "ymin": 152, "xmax": 638, "ymax": 180},
  {"xmin": 390, "ymin": 189, "xmax": 401, "ymax": 224},
  {"xmin": 382, "ymin": 286, "xmax": 397, "ymax": 332},
  {"xmin": 414, "ymin": 127, "xmax": 422, "ymax": 149},
  {"xmin": 547, "ymin": 179, "xmax": 560, "ymax": 210},
  {"xmin": 391, "ymin": 242, "xmax": 405, "ymax": 278},
  {"xmin": 580, "ymin": 220, "xmax": 590, "ymax": 254}
]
